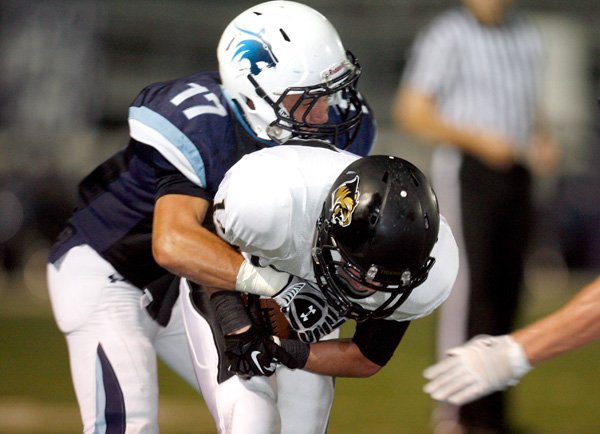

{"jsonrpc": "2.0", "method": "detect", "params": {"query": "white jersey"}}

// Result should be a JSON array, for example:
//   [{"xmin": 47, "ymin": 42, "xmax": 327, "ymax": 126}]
[{"xmin": 214, "ymin": 145, "xmax": 459, "ymax": 322}]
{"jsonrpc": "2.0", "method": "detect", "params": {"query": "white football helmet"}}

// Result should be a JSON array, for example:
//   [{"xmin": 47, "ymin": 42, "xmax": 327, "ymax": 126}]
[{"xmin": 217, "ymin": 1, "xmax": 363, "ymax": 146}]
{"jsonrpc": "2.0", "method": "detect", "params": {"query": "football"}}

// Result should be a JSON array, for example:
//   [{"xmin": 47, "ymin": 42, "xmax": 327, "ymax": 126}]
[
  {"xmin": 243, "ymin": 294, "xmax": 296, "ymax": 339},
  {"xmin": 259, "ymin": 298, "xmax": 297, "ymax": 340}
]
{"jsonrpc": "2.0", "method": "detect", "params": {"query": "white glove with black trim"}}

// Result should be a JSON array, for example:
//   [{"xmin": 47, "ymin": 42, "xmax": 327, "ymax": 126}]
[
  {"xmin": 273, "ymin": 276, "xmax": 346, "ymax": 343},
  {"xmin": 423, "ymin": 335, "xmax": 532, "ymax": 405}
]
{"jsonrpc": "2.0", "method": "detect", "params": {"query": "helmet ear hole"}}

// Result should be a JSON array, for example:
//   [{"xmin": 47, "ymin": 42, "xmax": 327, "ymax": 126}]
[
  {"xmin": 410, "ymin": 172, "xmax": 420, "ymax": 186},
  {"xmin": 279, "ymin": 28, "xmax": 291, "ymax": 41},
  {"xmin": 368, "ymin": 208, "xmax": 380, "ymax": 227},
  {"xmin": 224, "ymin": 37, "xmax": 234, "ymax": 51},
  {"xmin": 244, "ymin": 97, "xmax": 256, "ymax": 110}
]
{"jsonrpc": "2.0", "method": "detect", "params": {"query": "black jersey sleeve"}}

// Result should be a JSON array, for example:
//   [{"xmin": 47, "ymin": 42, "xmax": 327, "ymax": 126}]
[
  {"xmin": 352, "ymin": 318, "xmax": 411, "ymax": 366},
  {"xmin": 132, "ymin": 140, "xmax": 211, "ymax": 201},
  {"xmin": 155, "ymin": 171, "xmax": 211, "ymax": 200}
]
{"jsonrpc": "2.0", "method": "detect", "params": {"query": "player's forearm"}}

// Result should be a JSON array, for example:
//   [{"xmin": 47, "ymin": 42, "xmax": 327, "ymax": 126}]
[
  {"xmin": 153, "ymin": 194, "xmax": 243, "ymax": 289},
  {"xmin": 512, "ymin": 276, "xmax": 600, "ymax": 365},
  {"xmin": 303, "ymin": 339, "xmax": 381, "ymax": 378},
  {"xmin": 155, "ymin": 223, "xmax": 243, "ymax": 289}
]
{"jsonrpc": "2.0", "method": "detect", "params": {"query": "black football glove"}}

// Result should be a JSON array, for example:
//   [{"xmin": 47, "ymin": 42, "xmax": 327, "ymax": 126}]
[
  {"xmin": 211, "ymin": 291, "xmax": 276, "ymax": 377},
  {"xmin": 211, "ymin": 291, "xmax": 308, "ymax": 377},
  {"xmin": 225, "ymin": 326, "xmax": 304, "ymax": 377}
]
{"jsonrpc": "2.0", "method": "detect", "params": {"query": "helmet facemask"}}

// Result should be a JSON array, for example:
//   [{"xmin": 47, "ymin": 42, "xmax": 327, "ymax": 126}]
[
  {"xmin": 313, "ymin": 217, "xmax": 436, "ymax": 322},
  {"xmin": 246, "ymin": 51, "xmax": 363, "ymax": 146}
]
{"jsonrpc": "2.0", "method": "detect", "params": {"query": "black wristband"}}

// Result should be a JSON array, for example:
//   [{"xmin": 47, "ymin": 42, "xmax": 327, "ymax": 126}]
[
  {"xmin": 280, "ymin": 339, "xmax": 310, "ymax": 369},
  {"xmin": 210, "ymin": 291, "xmax": 251, "ymax": 335}
]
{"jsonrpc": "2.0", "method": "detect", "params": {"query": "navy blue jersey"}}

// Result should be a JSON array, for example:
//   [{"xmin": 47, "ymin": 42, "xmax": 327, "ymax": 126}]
[{"xmin": 49, "ymin": 71, "xmax": 375, "ymax": 289}]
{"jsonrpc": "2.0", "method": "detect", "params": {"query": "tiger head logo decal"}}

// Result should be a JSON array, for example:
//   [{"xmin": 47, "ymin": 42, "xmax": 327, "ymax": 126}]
[{"xmin": 330, "ymin": 175, "xmax": 360, "ymax": 227}]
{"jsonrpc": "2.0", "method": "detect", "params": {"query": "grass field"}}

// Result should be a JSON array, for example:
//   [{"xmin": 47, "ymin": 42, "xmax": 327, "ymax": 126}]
[{"xmin": 1, "ymin": 270, "xmax": 599, "ymax": 434}]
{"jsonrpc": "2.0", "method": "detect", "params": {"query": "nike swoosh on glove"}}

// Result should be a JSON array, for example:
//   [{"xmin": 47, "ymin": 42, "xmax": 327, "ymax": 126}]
[
  {"xmin": 423, "ymin": 334, "xmax": 532, "ymax": 405},
  {"xmin": 225, "ymin": 326, "xmax": 301, "ymax": 377}
]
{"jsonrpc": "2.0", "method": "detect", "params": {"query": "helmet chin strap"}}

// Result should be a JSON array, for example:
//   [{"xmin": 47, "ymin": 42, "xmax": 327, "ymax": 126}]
[
  {"xmin": 314, "ymin": 244, "xmax": 425, "ymax": 322},
  {"xmin": 266, "ymin": 123, "xmax": 292, "ymax": 143},
  {"xmin": 246, "ymin": 73, "xmax": 293, "ymax": 144}
]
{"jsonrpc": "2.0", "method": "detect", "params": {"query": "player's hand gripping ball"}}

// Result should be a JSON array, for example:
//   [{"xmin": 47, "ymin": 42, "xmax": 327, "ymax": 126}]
[{"xmin": 225, "ymin": 326, "xmax": 299, "ymax": 377}]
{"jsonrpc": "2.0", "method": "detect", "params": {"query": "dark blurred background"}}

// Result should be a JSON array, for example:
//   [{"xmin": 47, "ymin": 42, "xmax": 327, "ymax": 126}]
[
  {"xmin": 0, "ymin": 1, "xmax": 599, "ymax": 433},
  {"xmin": 1, "ymin": 0, "xmax": 600, "ymax": 296}
]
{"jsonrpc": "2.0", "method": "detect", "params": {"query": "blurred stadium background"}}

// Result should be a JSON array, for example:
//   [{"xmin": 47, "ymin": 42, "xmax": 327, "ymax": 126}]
[{"xmin": 1, "ymin": 0, "xmax": 599, "ymax": 432}]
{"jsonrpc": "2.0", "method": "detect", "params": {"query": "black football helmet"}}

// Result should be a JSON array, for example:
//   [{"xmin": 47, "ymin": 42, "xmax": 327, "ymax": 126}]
[{"xmin": 312, "ymin": 155, "xmax": 440, "ymax": 321}]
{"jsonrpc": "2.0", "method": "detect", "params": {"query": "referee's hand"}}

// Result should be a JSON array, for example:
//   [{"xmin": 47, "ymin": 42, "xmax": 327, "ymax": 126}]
[{"xmin": 470, "ymin": 131, "xmax": 517, "ymax": 169}]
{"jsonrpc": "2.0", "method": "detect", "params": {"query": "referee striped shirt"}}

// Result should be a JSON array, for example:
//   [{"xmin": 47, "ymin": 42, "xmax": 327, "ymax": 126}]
[{"xmin": 401, "ymin": 7, "xmax": 544, "ymax": 151}]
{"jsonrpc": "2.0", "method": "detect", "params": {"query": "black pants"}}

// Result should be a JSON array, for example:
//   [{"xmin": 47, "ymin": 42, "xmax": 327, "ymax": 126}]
[{"xmin": 458, "ymin": 155, "xmax": 532, "ymax": 432}]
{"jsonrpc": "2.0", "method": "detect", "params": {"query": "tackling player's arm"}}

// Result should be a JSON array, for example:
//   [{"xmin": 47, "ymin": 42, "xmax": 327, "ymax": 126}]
[
  {"xmin": 150, "ymin": 162, "xmax": 290, "ymax": 295},
  {"xmin": 154, "ymin": 201, "xmax": 292, "ymax": 296},
  {"xmin": 153, "ymin": 194, "xmax": 243, "ymax": 289},
  {"xmin": 150, "ymin": 164, "xmax": 297, "ymax": 378}
]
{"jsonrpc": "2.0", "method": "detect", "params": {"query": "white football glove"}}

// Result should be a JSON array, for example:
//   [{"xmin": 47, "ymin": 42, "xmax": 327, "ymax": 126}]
[
  {"xmin": 423, "ymin": 335, "xmax": 532, "ymax": 405},
  {"xmin": 273, "ymin": 276, "xmax": 346, "ymax": 343}
]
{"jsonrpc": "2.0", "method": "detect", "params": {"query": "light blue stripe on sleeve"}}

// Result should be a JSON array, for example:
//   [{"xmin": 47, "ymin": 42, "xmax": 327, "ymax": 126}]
[{"xmin": 129, "ymin": 106, "xmax": 206, "ymax": 187}]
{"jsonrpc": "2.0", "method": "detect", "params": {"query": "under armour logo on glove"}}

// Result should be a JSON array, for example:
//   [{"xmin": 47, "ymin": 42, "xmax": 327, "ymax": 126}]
[
  {"xmin": 300, "ymin": 305, "xmax": 317, "ymax": 323},
  {"xmin": 274, "ymin": 276, "xmax": 346, "ymax": 343}
]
